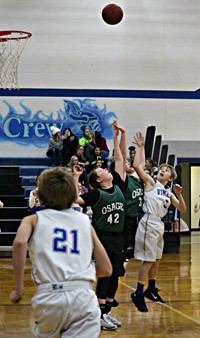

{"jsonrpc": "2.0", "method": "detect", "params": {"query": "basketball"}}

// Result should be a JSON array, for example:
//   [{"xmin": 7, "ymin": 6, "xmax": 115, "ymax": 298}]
[{"xmin": 102, "ymin": 4, "xmax": 123, "ymax": 25}]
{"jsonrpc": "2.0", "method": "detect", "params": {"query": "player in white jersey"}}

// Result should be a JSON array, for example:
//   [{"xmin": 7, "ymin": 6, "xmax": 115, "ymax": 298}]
[
  {"xmin": 10, "ymin": 167, "xmax": 112, "ymax": 338},
  {"xmin": 131, "ymin": 132, "xmax": 186, "ymax": 313}
]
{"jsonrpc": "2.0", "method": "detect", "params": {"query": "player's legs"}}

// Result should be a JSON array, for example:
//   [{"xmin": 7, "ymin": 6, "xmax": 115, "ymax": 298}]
[
  {"xmin": 95, "ymin": 232, "xmax": 124, "ymax": 329},
  {"xmin": 62, "ymin": 289, "xmax": 101, "ymax": 338},
  {"xmin": 123, "ymin": 217, "xmax": 138, "ymax": 259}
]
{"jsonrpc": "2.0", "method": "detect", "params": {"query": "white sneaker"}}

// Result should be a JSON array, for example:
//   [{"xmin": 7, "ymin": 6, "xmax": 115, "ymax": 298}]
[
  {"xmin": 100, "ymin": 313, "xmax": 117, "ymax": 331},
  {"xmin": 106, "ymin": 312, "xmax": 122, "ymax": 327}
]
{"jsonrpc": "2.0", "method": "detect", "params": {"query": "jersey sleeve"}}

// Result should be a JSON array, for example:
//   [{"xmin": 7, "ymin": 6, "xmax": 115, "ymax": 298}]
[
  {"xmin": 113, "ymin": 171, "xmax": 128, "ymax": 192},
  {"xmin": 80, "ymin": 189, "xmax": 100, "ymax": 207}
]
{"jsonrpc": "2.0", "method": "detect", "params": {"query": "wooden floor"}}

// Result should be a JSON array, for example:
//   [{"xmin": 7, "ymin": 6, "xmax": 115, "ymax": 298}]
[{"xmin": 1, "ymin": 233, "xmax": 200, "ymax": 338}]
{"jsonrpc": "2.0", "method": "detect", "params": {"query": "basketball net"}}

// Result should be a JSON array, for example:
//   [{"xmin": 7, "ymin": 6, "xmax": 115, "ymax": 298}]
[{"xmin": 0, "ymin": 30, "xmax": 32, "ymax": 90}]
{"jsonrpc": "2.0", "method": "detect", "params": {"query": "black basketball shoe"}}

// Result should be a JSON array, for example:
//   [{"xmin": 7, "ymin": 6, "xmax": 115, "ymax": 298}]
[
  {"xmin": 144, "ymin": 288, "xmax": 165, "ymax": 304},
  {"xmin": 131, "ymin": 292, "xmax": 148, "ymax": 312}
]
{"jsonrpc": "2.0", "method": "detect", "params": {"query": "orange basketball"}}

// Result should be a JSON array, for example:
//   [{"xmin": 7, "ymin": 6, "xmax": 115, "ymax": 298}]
[{"xmin": 102, "ymin": 4, "xmax": 123, "ymax": 25}]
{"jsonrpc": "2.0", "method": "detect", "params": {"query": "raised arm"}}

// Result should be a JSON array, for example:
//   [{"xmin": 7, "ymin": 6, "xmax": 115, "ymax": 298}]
[
  {"xmin": 171, "ymin": 184, "xmax": 186, "ymax": 213},
  {"xmin": 133, "ymin": 132, "xmax": 155, "ymax": 188},
  {"xmin": 117, "ymin": 123, "xmax": 127, "ymax": 166},
  {"xmin": 91, "ymin": 227, "xmax": 112, "ymax": 277},
  {"xmin": 112, "ymin": 120, "xmax": 126, "ymax": 181},
  {"xmin": 73, "ymin": 165, "xmax": 85, "ymax": 205}
]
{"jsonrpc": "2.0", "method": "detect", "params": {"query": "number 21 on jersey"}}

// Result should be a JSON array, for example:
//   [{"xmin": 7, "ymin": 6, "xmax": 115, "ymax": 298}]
[{"xmin": 53, "ymin": 228, "xmax": 80, "ymax": 254}]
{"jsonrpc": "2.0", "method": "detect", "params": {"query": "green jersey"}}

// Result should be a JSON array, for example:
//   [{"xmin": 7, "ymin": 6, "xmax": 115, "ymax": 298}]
[
  {"xmin": 92, "ymin": 185, "xmax": 125, "ymax": 232},
  {"xmin": 124, "ymin": 176, "xmax": 144, "ymax": 218}
]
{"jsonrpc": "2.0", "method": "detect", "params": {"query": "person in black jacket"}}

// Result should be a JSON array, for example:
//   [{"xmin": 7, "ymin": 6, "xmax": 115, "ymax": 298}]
[
  {"xmin": 62, "ymin": 128, "xmax": 79, "ymax": 166},
  {"xmin": 87, "ymin": 146, "xmax": 107, "ymax": 173}
]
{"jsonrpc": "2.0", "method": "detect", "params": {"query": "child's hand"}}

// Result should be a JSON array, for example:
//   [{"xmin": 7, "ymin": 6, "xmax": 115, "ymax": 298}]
[
  {"xmin": 112, "ymin": 120, "xmax": 119, "ymax": 136},
  {"xmin": 173, "ymin": 184, "xmax": 182, "ymax": 196},
  {"xmin": 133, "ymin": 132, "xmax": 145, "ymax": 147},
  {"xmin": 113, "ymin": 120, "xmax": 126, "ymax": 133},
  {"xmin": 10, "ymin": 289, "xmax": 24, "ymax": 304},
  {"xmin": 73, "ymin": 165, "xmax": 83, "ymax": 176},
  {"xmin": 113, "ymin": 119, "xmax": 125, "ymax": 133}
]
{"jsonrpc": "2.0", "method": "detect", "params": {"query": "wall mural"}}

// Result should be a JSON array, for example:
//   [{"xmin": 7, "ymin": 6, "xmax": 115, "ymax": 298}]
[{"xmin": 0, "ymin": 98, "xmax": 117, "ymax": 148}]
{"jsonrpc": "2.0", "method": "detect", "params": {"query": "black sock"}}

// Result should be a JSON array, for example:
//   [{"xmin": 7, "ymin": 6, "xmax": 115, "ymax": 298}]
[
  {"xmin": 106, "ymin": 301, "xmax": 113, "ymax": 313},
  {"xmin": 100, "ymin": 304, "xmax": 107, "ymax": 316}
]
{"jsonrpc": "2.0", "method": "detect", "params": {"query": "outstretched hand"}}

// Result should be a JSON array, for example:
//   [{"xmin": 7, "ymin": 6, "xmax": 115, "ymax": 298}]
[
  {"xmin": 172, "ymin": 184, "xmax": 182, "ymax": 196},
  {"xmin": 112, "ymin": 120, "xmax": 119, "ymax": 137},
  {"xmin": 133, "ymin": 132, "xmax": 145, "ymax": 147},
  {"xmin": 112, "ymin": 119, "xmax": 125, "ymax": 133}
]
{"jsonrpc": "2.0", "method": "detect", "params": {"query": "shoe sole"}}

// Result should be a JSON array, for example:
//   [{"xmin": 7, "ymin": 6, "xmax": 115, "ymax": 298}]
[
  {"xmin": 157, "ymin": 301, "xmax": 165, "ymax": 305},
  {"xmin": 101, "ymin": 326, "xmax": 117, "ymax": 331},
  {"xmin": 134, "ymin": 305, "xmax": 148, "ymax": 312},
  {"xmin": 144, "ymin": 295, "xmax": 165, "ymax": 304}
]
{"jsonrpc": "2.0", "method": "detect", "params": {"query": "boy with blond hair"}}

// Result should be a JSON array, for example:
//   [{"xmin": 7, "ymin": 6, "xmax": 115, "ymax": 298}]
[{"xmin": 131, "ymin": 132, "xmax": 186, "ymax": 313}]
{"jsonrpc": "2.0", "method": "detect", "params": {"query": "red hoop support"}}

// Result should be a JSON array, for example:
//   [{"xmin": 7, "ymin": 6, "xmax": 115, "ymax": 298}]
[
  {"xmin": 0, "ymin": 30, "xmax": 32, "ymax": 89},
  {"xmin": 0, "ymin": 30, "xmax": 32, "ymax": 42}
]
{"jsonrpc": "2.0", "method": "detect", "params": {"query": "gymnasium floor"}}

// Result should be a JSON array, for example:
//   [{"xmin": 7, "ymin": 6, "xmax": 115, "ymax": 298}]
[{"xmin": 1, "ymin": 233, "xmax": 200, "ymax": 338}]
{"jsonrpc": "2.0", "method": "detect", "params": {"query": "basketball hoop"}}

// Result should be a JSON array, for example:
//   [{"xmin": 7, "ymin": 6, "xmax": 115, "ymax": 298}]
[{"xmin": 0, "ymin": 30, "xmax": 32, "ymax": 90}]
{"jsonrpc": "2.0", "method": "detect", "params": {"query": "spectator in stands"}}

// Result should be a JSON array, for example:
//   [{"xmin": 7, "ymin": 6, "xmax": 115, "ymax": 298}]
[
  {"xmin": 62, "ymin": 127, "xmax": 79, "ymax": 166},
  {"xmin": 46, "ymin": 126, "xmax": 63, "ymax": 166},
  {"xmin": 128, "ymin": 146, "xmax": 136, "ymax": 168},
  {"xmin": 71, "ymin": 182, "xmax": 88, "ymax": 214},
  {"xmin": 78, "ymin": 181, "xmax": 88, "ymax": 194},
  {"xmin": 67, "ymin": 155, "xmax": 79, "ymax": 170},
  {"xmin": 88, "ymin": 146, "xmax": 107, "ymax": 172},
  {"xmin": 29, "ymin": 176, "xmax": 44, "ymax": 214},
  {"xmin": 92, "ymin": 131, "xmax": 110, "ymax": 158},
  {"xmin": 94, "ymin": 159, "xmax": 104, "ymax": 170},
  {"xmin": 145, "ymin": 158, "xmax": 158, "ymax": 181},
  {"xmin": 68, "ymin": 155, "xmax": 89, "ymax": 188},
  {"xmin": 75, "ymin": 145, "xmax": 90, "ymax": 172},
  {"xmin": 78, "ymin": 127, "xmax": 93, "ymax": 156}
]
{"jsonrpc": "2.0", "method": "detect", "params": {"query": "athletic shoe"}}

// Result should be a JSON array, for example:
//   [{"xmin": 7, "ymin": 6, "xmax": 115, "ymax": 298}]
[
  {"xmin": 100, "ymin": 314, "xmax": 117, "ymax": 331},
  {"xmin": 131, "ymin": 292, "xmax": 148, "ymax": 312},
  {"xmin": 106, "ymin": 312, "xmax": 121, "ymax": 327},
  {"xmin": 112, "ymin": 299, "xmax": 119, "ymax": 307},
  {"xmin": 144, "ymin": 288, "xmax": 165, "ymax": 304}
]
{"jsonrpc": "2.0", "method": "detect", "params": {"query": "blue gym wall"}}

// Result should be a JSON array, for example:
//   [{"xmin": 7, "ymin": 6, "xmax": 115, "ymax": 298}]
[{"xmin": 0, "ymin": 0, "xmax": 199, "ymax": 158}]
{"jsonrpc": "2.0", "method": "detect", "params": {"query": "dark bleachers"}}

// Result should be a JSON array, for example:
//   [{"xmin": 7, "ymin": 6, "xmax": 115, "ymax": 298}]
[
  {"xmin": 0, "ymin": 207, "xmax": 29, "ymax": 219},
  {"xmin": 19, "ymin": 166, "xmax": 48, "ymax": 176},
  {"xmin": 0, "ymin": 158, "xmax": 50, "ymax": 257},
  {"xmin": 0, "ymin": 157, "xmax": 51, "ymax": 166},
  {"xmin": 0, "ymin": 184, "xmax": 24, "ymax": 195},
  {"xmin": 0, "ymin": 195, "xmax": 27, "ymax": 207}
]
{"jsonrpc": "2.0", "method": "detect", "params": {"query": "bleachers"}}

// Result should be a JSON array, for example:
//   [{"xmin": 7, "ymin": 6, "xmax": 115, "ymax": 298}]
[
  {"xmin": 0, "ymin": 158, "xmax": 50, "ymax": 257},
  {"xmin": 20, "ymin": 166, "xmax": 49, "ymax": 206},
  {"xmin": 0, "ymin": 157, "xmax": 51, "ymax": 166}
]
